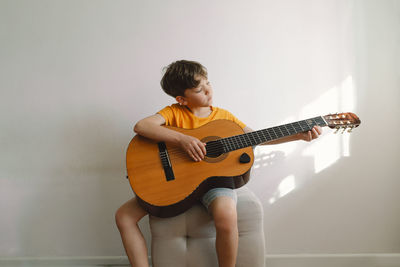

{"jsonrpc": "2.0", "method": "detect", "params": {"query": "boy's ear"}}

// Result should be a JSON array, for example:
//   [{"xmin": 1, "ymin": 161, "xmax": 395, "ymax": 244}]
[{"xmin": 175, "ymin": 96, "xmax": 186, "ymax": 105}]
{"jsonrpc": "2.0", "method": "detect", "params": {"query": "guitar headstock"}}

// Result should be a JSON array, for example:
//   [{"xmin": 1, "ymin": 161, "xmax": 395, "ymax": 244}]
[{"xmin": 323, "ymin": 112, "xmax": 361, "ymax": 133}]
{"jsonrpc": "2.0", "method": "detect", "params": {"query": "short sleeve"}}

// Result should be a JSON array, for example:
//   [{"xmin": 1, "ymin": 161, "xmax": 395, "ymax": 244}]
[{"xmin": 157, "ymin": 106, "xmax": 174, "ymax": 126}]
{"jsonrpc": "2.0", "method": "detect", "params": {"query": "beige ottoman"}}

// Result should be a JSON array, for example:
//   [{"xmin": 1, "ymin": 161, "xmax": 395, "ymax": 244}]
[{"xmin": 149, "ymin": 186, "xmax": 265, "ymax": 267}]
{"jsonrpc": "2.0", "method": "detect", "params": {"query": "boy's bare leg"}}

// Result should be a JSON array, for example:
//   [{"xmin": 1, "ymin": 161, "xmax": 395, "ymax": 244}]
[
  {"xmin": 209, "ymin": 196, "xmax": 239, "ymax": 267},
  {"xmin": 115, "ymin": 197, "xmax": 149, "ymax": 267}
]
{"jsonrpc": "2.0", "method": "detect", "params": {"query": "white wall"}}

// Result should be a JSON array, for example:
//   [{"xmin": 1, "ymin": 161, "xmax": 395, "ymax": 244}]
[{"xmin": 0, "ymin": 0, "xmax": 399, "ymax": 264}]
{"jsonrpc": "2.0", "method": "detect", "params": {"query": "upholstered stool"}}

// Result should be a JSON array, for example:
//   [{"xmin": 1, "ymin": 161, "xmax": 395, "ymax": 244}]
[{"xmin": 149, "ymin": 186, "xmax": 265, "ymax": 267}]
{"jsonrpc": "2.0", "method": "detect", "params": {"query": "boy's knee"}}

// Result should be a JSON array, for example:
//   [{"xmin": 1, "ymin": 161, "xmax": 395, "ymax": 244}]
[
  {"xmin": 115, "ymin": 208, "xmax": 127, "ymax": 229},
  {"xmin": 211, "ymin": 200, "xmax": 238, "ymax": 233},
  {"xmin": 115, "ymin": 207, "xmax": 138, "ymax": 230},
  {"xmin": 214, "ymin": 212, "xmax": 237, "ymax": 234},
  {"xmin": 115, "ymin": 198, "xmax": 147, "ymax": 230}
]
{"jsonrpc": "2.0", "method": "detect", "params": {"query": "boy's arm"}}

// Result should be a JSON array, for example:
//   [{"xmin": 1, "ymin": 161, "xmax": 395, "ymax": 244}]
[
  {"xmin": 134, "ymin": 114, "xmax": 206, "ymax": 162},
  {"xmin": 243, "ymin": 125, "xmax": 322, "ymax": 145}
]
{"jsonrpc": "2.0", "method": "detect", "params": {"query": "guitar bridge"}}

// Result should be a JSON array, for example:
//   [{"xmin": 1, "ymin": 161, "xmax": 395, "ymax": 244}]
[{"xmin": 158, "ymin": 142, "xmax": 175, "ymax": 181}]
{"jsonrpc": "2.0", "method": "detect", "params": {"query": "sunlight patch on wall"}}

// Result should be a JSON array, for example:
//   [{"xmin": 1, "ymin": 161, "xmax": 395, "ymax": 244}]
[
  {"xmin": 339, "ymin": 76, "xmax": 356, "ymax": 157},
  {"xmin": 301, "ymin": 75, "xmax": 356, "ymax": 173},
  {"xmin": 269, "ymin": 175, "xmax": 296, "ymax": 204},
  {"xmin": 302, "ymin": 134, "xmax": 341, "ymax": 173},
  {"xmin": 253, "ymin": 76, "xmax": 356, "ymax": 204}
]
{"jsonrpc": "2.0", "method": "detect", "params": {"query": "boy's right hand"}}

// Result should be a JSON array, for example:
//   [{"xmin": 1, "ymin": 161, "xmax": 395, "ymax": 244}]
[{"xmin": 178, "ymin": 134, "xmax": 207, "ymax": 162}]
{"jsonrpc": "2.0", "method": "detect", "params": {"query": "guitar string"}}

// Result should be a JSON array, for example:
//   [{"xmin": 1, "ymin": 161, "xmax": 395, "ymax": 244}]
[
  {"xmin": 165, "ymin": 144, "xmax": 226, "ymax": 159},
  {"xmin": 164, "ymin": 123, "xmax": 313, "ymax": 155},
  {"xmin": 164, "ymin": 125, "xmax": 312, "ymax": 158},
  {"xmin": 158, "ymin": 120, "xmax": 322, "ymax": 161},
  {"xmin": 161, "ymin": 140, "xmax": 234, "ymax": 160}
]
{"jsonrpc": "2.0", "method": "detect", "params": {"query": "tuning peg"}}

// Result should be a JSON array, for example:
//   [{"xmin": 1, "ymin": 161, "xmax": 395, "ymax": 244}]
[
  {"xmin": 334, "ymin": 126, "xmax": 341, "ymax": 134},
  {"xmin": 341, "ymin": 126, "xmax": 347, "ymax": 134},
  {"xmin": 347, "ymin": 126, "xmax": 354, "ymax": 133}
]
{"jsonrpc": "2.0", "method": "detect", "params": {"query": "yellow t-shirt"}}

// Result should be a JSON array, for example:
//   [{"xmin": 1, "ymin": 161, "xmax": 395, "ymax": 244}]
[{"xmin": 157, "ymin": 104, "xmax": 246, "ymax": 130}]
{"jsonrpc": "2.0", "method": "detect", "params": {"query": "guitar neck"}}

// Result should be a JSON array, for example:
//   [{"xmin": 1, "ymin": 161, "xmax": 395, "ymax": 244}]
[{"xmin": 216, "ymin": 116, "xmax": 327, "ymax": 153}]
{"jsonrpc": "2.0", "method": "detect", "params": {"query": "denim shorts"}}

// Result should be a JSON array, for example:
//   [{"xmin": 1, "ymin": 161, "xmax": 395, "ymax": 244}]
[{"xmin": 201, "ymin": 187, "xmax": 237, "ymax": 211}]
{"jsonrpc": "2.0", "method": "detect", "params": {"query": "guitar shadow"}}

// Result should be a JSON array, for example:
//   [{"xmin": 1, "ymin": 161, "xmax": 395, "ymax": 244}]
[{"xmin": 247, "ymin": 144, "xmax": 319, "ymax": 206}]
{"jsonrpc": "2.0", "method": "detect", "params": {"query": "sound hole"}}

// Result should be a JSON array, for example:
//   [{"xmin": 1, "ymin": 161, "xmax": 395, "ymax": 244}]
[
  {"xmin": 201, "ymin": 136, "xmax": 228, "ymax": 163},
  {"xmin": 205, "ymin": 140, "xmax": 224, "ymax": 158}
]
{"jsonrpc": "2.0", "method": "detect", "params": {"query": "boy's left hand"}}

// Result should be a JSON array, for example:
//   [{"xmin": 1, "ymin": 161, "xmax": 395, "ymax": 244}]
[{"xmin": 299, "ymin": 126, "xmax": 322, "ymax": 142}]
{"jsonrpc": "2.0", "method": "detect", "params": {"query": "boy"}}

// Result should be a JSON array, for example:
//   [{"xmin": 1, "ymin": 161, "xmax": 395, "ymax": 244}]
[{"xmin": 115, "ymin": 60, "xmax": 322, "ymax": 267}]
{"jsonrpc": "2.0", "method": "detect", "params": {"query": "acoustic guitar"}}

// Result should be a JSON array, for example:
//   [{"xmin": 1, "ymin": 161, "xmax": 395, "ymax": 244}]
[{"xmin": 126, "ymin": 113, "xmax": 360, "ymax": 217}]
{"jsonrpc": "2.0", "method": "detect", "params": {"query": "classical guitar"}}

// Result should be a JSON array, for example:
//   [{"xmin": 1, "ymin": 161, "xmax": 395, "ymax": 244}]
[{"xmin": 126, "ymin": 113, "xmax": 360, "ymax": 217}]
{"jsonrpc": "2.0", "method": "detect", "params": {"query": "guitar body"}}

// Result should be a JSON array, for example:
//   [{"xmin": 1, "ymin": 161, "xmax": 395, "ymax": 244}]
[{"xmin": 126, "ymin": 120, "xmax": 254, "ymax": 218}]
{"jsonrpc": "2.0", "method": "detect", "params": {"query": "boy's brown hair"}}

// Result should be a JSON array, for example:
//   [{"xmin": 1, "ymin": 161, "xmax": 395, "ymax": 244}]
[{"xmin": 160, "ymin": 60, "xmax": 208, "ymax": 97}]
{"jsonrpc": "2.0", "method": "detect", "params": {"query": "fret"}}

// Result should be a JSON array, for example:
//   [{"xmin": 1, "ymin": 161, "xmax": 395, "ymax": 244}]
[
  {"xmin": 276, "ymin": 127, "xmax": 284, "ymax": 138},
  {"xmin": 315, "ymin": 117, "xmax": 327, "ymax": 127},
  {"xmin": 270, "ymin": 128, "xmax": 279, "ymax": 139},
  {"xmin": 241, "ymin": 135, "xmax": 250, "ymax": 147},
  {"xmin": 226, "ymin": 136, "xmax": 233, "ymax": 150},
  {"xmin": 245, "ymin": 133, "xmax": 253, "ymax": 146},
  {"xmin": 244, "ymin": 135, "xmax": 249, "ymax": 146},
  {"xmin": 244, "ymin": 134, "xmax": 252, "ymax": 146},
  {"xmin": 297, "ymin": 121, "xmax": 305, "ymax": 131},
  {"xmin": 231, "ymin": 137, "xmax": 238, "ymax": 150},
  {"xmin": 292, "ymin": 123, "xmax": 301, "ymax": 132},
  {"xmin": 227, "ymin": 137, "xmax": 234, "ymax": 151},
  {"xmin": 278, "ymin": 126, "xmax": 285, "ymax": 137},
  {"xmin": 248, "ymin": 132, "xmax": 257, "ymax": 146},
  {"xmin": 262, "ymin": 130, "xmax": 270, "ymax": 141},
  {"xmin": 226, "ymin": 137, "xmax": 234, "ymax": 151},
  {"xmin": 304, "ymin": 120, "xmax": 312, "ymax": 129},
  {"xmin": 305, "ymin": 119, "xmax": 314, "ymax": 129},
  {"xmin": 239, "ymin": 135, "xmax": 245, "ymax": 147},
  {"xmin": 299, "ymin": 121, "xmax": 306, "ymax": 131},
  {"xmin": 280, "ymin": 125, "xmax": 290, "ymax": 136},
  {"xmin": 234, "ymin": 136, "xmax": 243, "ymax": 150},
  {"xmin": 254, "ymin": 131, "xmax": 262, "ymax": 145},
  {"xmin": 220, "ymin": 138, "xmax": 228, "ymax": 153},
  {"xmin": 304, "ymin": 120, "xmax": 314, "ymax": 130},
  {"xmin": 244, "ymin": 134, "xmax": 251, "ymax": 146},
  {"xmin": 237, "ymin": 136, "xmax": 243, "ymax": 149},
  {"xmin": 228, "ymin": 138, "xmax": 235, "ymax": 151},
  {"xmin": 258, "ymin": 130, "xmax": 266, "ymax": 144},
  {"xmin": 235, "ymin": 136, "xmax": 241, "ymax": 149},
  {"xmin": 257, "ymin": 131, "xmax": 263, "ymax": 143},
  {"xmin": 262, "ymin": 130, "xmax": 269, "ymax": 142},
  {"xmin": 276, "ymin": 126, "xmax": 284, "ymax": 137},
  {"xmin": 288, "ymin": 123, "xmax": 297, "ymax": 135},
  {"xmin": 285, "ymin": 124, "xmax": 295, "ymax": 135},
  {"xmin": 252, "ymin": 132, "xmax": 259, "ymax": 144},
  {"xmin": 233, "ymin": 136, "xmax": 240, "ymax": 149},
  {"xmin": 267, "ymin": 129, "xmax": 273, "ymax": 140}
]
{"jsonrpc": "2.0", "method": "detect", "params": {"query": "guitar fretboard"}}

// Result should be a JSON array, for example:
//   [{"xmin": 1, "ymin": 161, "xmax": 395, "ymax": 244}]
[{"xmin": 220, "ymin": 116, "xmax": 327, "ymax": 153}]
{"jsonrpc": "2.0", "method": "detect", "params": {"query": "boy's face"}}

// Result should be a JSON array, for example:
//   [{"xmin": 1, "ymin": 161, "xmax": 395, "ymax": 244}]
[{"xmin": 177, "ymin": 76, "xmax": 213, "ymax": 108}]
